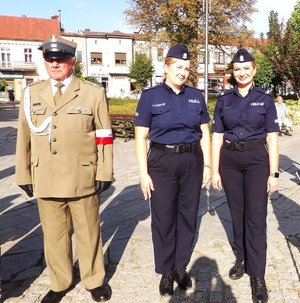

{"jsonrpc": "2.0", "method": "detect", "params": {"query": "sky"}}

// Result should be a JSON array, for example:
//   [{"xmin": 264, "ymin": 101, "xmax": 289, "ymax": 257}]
[{"xmin": 0, "ymin": 0, "xmax": 298, "ymax": 37}]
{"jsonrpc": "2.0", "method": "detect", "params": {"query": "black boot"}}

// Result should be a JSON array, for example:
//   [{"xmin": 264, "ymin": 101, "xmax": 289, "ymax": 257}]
[
  {"xmin": 159, "ymin": 272, "xmax": 174, "ymax": 296},
  {"xmin": 173, "ymin": 268, "xmax": 192, "ymax": 291},
  {"xmin": 250, "ymin": 277, "xmax": 268, "ymax": 303},
  {"xmin": 229, "ymin": 260, "xmax": 244, "ymax": 280}
]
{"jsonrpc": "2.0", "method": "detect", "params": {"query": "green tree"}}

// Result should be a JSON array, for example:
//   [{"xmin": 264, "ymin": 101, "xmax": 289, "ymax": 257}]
[
  {"xmin": 128, "ymin": 53, "xmax": 155, "ymax": 90},
  {"xmin": 0, "ymin": 78, "xmax": 7, "ymax": 92},
  {"xmin": 74, "ymin": 61, "xmax": 102, "ymax": 86},
  {"xmin": 260, "ymin": 5, "xmax": 300, "ymax": 99},
  {"xmin": 253, "ymin": 52, "xmax": 276, "ymax": 89},
  {"xmin": 74, "ymin": 61, "xmax": 83, "ymax": 78},
  {"xmin": 125, "ymin": 0, "xmax": 257, "ymax": 86}
]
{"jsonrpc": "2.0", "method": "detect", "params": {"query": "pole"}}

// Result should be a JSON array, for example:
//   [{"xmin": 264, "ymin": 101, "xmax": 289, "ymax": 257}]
[{"xmin": 204, "ymin": 0, "xmax": 209, "ymax": 104}]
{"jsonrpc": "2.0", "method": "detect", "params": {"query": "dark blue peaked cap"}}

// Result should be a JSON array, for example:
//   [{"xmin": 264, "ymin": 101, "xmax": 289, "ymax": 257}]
[
  {"xmin": 232, "ymin": 48, "xmax": 255, "ymax": 63},
  {"xmin": 166, "ymin": 44, "xmax": 190, "ymax": 60}
]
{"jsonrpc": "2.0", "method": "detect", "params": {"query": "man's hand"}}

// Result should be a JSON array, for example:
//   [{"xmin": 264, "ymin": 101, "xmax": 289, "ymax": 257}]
[
  {"xmin": 19, "ymin": 184, "xmax": 33, "ymax": 197},
  {"xmin": 95, "ymin": 180, "xmax": 112, "ymax": 194}
]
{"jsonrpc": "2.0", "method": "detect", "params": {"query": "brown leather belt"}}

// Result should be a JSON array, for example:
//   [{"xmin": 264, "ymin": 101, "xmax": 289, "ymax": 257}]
[
  {"xmin": 223, "ymin": 139, "xmax": 266, "ymax": 151},
  {"xmin": 151, "ymin": 142, "xmax": 199, "ymax": 153}
]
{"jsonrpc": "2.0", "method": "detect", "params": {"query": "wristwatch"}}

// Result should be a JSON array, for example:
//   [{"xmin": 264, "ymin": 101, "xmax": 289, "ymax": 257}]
[{"xmin": 270, "ymin": 172, "xmax": 280, "ymax": 178}]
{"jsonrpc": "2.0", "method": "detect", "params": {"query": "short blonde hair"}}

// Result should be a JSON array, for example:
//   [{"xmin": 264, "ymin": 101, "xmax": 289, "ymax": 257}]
[{"xmin": 162, "ymin": 57, "xmax": 177, "ymax": 82}]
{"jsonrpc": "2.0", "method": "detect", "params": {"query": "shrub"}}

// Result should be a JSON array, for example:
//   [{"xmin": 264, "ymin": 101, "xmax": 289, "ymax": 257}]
[{"xmin": 108, "ymin": 98, "xmax": 138, "ymax": 115}]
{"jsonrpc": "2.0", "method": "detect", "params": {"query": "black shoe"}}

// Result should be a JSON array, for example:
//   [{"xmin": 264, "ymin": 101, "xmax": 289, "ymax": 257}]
[
  {"xmin": 250, "ymin": 277, "xmax": 268, "ymax": 303},
  {"xmin": 278, "ymin": 132, "xmax": 283, "ymax": 136},
  {"xmin": 41, "ymin": 288, "xmax": 70, "ymax": 303},
  {"xmin": 229, "ymin": 260, "xmax": 244, "ymax": 280},
  {"xmin": 285, "ymin": 130, "xmax": 292, "ymax": 136},
  {"xmin": 173, "ymin": 268, "xmax": 192, "ymax": 291},
  {"xmin": 159, "ymin": 273, "xmax": 174, "ymax": 296},
  {"xmin": 89, "ymin": 284, "xmax": 112, "ymax": 302}
]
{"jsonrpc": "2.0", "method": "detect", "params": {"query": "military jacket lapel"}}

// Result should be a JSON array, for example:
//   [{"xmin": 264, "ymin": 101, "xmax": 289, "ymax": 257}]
[{"xmin": 55, "ymin": 77, "xmax": 80, "ymax": 110}]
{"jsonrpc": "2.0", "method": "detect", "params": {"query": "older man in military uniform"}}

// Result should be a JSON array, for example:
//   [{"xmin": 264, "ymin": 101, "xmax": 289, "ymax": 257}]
[{"xmin": 16, "ymin": 35, "xmax": 113, "ymax": 303}]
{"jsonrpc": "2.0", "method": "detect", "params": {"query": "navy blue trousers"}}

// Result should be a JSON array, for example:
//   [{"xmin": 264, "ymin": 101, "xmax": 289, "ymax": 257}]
[
  {"xmin": 148, "ymin": 146, "xmax": 203, "ymax": 274},
  {"xmin": 220, "ymin": 145, "xmax": 269, "ymax": 278}
]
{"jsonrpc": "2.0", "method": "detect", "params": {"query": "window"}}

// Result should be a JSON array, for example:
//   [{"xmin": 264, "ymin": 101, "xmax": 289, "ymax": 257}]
[
  {"xmin": 24, "ymin": 48, "xmax": 32, "ymax": 62},
  {"xmin": 115, "ymin": 53, "xmax": 126, "ymax": 65},
  {"xmin": 198, "ymin": 52, "xmax": 204, "ymax": 64},
  {"xmin": 214, "ymin": 51, "xmax": 225, "ymax": 64},
  {"xmin": 91, "ymin": 52, "xmax": 102, "ymax": 64},
  {"xmin": 1, "ymin": 47, "xmax": 11, "ymax": 68},
  {"xmin": 76, "ymin": 51, "xmax": 83, "ymax": 63},
  {"xmin": 157, "ymin": 48, "xmax": 164, "ymax": 62}
]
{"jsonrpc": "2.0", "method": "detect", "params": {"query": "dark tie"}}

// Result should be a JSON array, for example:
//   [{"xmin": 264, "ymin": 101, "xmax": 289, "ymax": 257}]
[{"xmin": 54, "ymin": 82, "xmax": 64, "ymax": 104}]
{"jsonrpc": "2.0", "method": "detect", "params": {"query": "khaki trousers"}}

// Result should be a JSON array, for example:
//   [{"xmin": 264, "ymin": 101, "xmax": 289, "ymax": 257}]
[{"xmin": 37, "ymin": 194, "xmax": 105, "ymax": 291}]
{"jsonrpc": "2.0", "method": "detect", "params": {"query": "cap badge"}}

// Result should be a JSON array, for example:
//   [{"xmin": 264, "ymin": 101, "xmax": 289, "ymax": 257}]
[
  {"xmin": 239, "ymin": 55, "xmax": 244, "ymax": 62},
  {"xmin": 183, "ymin": 53, "xmax": 188, "ymax": 59}
]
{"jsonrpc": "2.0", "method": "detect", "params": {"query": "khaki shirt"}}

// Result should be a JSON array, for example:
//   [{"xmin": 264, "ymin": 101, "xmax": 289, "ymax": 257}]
[{"xmin": 16, "ymin": 77, "xmax": 113, "ymax": 198}]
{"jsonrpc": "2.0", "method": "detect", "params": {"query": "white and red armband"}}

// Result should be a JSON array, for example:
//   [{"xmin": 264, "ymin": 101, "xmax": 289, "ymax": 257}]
[{"xmin": 95, "ymin": 129, "xmax": 113, "ymax": 145}]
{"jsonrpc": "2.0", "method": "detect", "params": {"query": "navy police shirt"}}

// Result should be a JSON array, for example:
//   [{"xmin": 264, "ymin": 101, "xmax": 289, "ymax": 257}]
[
  {"xmin": 212, "ymin": 86, "xmax": 280, "ymax": 141},
  {"xmin": 134, "ymin": 82, "xmax": 210, "ymax": 144}
]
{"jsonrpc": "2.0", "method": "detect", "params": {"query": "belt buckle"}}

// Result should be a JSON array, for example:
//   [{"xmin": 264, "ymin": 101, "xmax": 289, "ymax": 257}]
[
  {"xmin": 239, "ymin": 142, "xmax": 245, "ymax": 151},
  {"xmin": 178, "ymin": 144, "xmax": 192, "ymax": 153}
]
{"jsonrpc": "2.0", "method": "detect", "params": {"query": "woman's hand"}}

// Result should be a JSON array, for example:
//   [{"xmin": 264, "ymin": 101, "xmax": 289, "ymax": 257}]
[
  {"xmin": 267, "ymin": 176, "xmax": 279, "ymax": 195},
  {"xmin": 211, "ymin": 172, "xmax": 223, "ymax": 191},
  {"xmin": 140, "ymin": 173, "xmax": 154, "ymax": 200},
  {"xmin": 202, "ymin": 166, "xmax": 211, "ymax": 188}
]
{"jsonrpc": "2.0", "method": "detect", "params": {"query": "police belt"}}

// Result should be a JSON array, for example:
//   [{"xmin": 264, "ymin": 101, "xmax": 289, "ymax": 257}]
[
  {"xmin": 151, "ymin": 141, "xmax": 199, "ymax": 153},
  {"xmin": 224, "ymin": 139, "xmax": 266, "ymax": 151}
]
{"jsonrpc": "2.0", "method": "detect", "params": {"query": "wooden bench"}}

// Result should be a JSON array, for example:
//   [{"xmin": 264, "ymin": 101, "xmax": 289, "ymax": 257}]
[{"xmin": 110, "ymin": 114, "xmax": 135, "ymax": 142}]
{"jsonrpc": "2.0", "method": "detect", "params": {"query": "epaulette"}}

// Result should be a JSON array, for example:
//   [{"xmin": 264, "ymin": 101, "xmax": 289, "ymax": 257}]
[
  {"xmin": 142, "ymin": 84, "xmax": 160, "ymax": 93},
  {"xmin": 82, "ymin": 79, "xmax": 102, "ymax": 88},
  {"xmin": 256, "ymin": 87, "xmax": 273, "ymax": 96},
  {"xmin": 220, "ymin": 88, "xmax": 234, "ymax": 97},
  {"xmin": 27, "ymin": 79, "xmax": 45, "ymax": 87}
]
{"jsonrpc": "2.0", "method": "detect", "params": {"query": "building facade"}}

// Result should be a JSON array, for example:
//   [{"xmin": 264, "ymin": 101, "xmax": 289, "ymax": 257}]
[{"xmin": 0, "ymin": 14, "xmax": 238, "ymax": 100}]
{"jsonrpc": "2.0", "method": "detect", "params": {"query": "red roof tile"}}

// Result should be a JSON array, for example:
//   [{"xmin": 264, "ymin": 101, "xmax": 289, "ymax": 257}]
[{"xmin": 0, "ymin": 15, "xmax": 60, "ymax": 41}]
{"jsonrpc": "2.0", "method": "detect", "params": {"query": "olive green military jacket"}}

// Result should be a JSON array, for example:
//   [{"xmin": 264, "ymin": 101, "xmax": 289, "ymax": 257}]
[{"xmin": 16, "ymin": 77, "xmax": 113, "ymax": 198}]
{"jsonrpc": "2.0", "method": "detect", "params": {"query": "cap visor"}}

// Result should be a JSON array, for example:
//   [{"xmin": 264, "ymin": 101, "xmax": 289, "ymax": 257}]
[{"xmin": 43, "ymin": 52, "xmax": 73, "ymax": 59}]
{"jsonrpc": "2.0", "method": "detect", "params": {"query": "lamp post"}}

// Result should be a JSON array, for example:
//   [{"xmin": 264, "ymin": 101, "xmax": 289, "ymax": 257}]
[{"xmin": 203, "ymin": 0, "xmax": 211, "ymax": 104}]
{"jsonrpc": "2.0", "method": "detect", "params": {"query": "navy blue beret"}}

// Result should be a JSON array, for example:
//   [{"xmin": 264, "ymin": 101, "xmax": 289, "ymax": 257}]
[
  {"xmin": 232, "ymin": 48, "xmax": 255, "ymax": 63},
  {"xmin": 166, "ymin": 44, "xmax": 190, "ymax": 60},
  {"xmin": 38, "ymin": 35, "xmax": 77, "ymax": 59}
]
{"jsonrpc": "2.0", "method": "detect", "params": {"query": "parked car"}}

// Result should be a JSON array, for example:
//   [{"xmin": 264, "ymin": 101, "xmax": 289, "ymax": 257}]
[{"xmin": 200, "ymin": 88, "xmax": 221, "ymax": 98}]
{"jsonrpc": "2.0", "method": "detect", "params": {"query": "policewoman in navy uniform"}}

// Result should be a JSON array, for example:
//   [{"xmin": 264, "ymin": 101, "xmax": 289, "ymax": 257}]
[
  {"xmin": 134, "ymin": 44, "xmax": 211, "ymax": 296},
  {"xmin": 16, "ymin": 35, "xmax": 113, "ymax": 303},
  {"xmin": 211, "ymin": 48, "xmax": 279, "ymax": 303}
]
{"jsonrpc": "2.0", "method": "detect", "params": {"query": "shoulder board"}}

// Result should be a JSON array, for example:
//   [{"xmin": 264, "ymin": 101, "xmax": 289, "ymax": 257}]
[
  {"xmin": 28, "ymin": 80, "xmax": 45, "ymax": 87},
  {"xmin": 82, "ymin": 79, "xmax": 102, "ymax": 88},
  {"xmin": 256, "ymin": 87, "xmax": 273, "ymax": 96},
  {"xmin": 220, "ymin": 88, "xmax": 234, "ymax": 96},
  {"xmin": 142, "ymin": 84, "xmax": 160, "ymax": 93}
]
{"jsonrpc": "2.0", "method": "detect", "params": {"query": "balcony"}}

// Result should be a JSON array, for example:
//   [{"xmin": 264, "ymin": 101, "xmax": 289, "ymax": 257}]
[
  {"xmin": 213, "ymin": 63, "xmax": 227, "ymax": 73},
  {"xmin": 0, "ymin": 61, "xmax": 37, "ymax": 71}
]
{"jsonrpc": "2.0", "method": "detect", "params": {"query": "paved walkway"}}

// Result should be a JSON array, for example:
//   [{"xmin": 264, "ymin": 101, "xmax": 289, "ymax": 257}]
[{"xmin": 0, "ymin": 104, "xmax": 299, "ymax": 303}]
